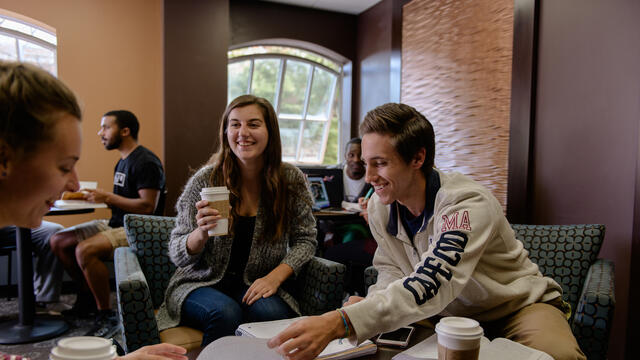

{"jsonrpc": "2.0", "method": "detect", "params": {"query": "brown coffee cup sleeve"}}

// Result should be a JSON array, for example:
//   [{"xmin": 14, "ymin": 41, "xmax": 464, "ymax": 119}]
[{"xmin": 209, "ymin": 200, "xmax": 230, "ymax": 218}]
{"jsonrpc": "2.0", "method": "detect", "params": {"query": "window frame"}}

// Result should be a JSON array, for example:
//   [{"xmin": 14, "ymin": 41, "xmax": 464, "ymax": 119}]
[
  {"xmin": 228, "ymin": 40, "xmax": 352, "ymax": 165},
  {"xmin": 0, "ymin": 11, "xmax": 57, "ymax": 75}
]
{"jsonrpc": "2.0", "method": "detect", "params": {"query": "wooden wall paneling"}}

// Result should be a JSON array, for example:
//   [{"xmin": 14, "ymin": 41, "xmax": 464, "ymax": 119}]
[
  {"xmin": 164, "ymin": 0, "xmax": 230, "ymax": 215},
  {"xmin": 401, "ymin": 0, "xmax": 514, "ymax": 210},
  {"xmin": 628, "ymin": 105, "xmax": 640, "ymax": 359},
  {"xmin": 506, "ymin": 0, "xmax": 538, "ymax": 224}
]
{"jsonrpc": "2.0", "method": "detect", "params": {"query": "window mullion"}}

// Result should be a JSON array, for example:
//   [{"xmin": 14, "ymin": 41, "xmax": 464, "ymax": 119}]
[
  {"xmin": 274, "ymin": 59, "xmax": 285, "ymax": 112},
  {"xmin": 301, "ymin": 66, "xmax": 314, "ymax": 119},
  {"xmin": 15, "ymin": 38, "xmax": 21, "ymax": 61},
  {"xmin": 319, "ymin": 75, "xmax": 338, "ymax": 163},
  {"xmin": 296, "ymin": 65, "xmax": 314, "ymax": 162},
  {"xmin": 247, "ymin": 59, "xmax": 254, "ymax": 94}
]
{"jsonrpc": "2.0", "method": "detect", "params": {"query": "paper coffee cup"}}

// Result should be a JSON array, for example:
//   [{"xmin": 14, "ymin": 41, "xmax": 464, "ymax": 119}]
[
  {"xmin": 435, "ymin": 317, "xmax": 483, "ymax": 360},
  {"xmin": 200, "ymin": 186, "xmax": 230, "ymax": 236},
  {"xmin": 50, "ymin": 336, "xmax": 116, "ymax": 360}
]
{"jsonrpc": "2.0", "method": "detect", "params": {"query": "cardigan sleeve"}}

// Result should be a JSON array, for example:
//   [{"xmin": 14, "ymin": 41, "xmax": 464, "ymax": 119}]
[
  {"xmin": 280, "ymin": 164, "xmax": 317, "ymax": 275},
  {"xmin": 168, "ymin": 166, "xmax": 213, "ymax": 268}
]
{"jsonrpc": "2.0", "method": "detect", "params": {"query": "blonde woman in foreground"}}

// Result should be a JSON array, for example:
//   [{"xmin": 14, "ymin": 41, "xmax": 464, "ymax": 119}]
[{"xmin": 0, "ymin": 61, "xmax": 186, "ymax": 360}]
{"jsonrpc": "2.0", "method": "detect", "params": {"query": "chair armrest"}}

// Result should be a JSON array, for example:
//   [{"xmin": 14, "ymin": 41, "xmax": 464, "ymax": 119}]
[
  {"xmin": 571, "ymin": 258, "xmax": 615, "ymax": 360},
  {"xmin": 297, "ymin": 257, "xmax": 346, "ymax": 315},
  {"xmin": 363, "ymin": 266, "xmax": 378, "ymax": 295},
  {"xmin": 114, "ymin": 247, "xmax": 161, "ymax": 353}
]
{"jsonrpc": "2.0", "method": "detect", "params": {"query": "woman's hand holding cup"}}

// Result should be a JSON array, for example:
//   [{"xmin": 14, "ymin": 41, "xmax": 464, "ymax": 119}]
[
  {"xmin": 187, "ymin": 199, "xmax": 222, "ymax": 254},
  {"xmin": 196, "ymin": 199, "xmax": 223, "ymax": 231}
]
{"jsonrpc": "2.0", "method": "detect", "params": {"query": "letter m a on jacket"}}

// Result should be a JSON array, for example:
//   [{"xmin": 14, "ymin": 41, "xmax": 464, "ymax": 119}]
[{"xmin": 441, "ymin": 211, "xmax": 471, "ymax": 232}]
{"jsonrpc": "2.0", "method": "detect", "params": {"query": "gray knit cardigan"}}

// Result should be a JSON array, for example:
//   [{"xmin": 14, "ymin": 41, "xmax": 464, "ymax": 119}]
[{"xmin": 155, "ymin": 162, "xmax": 317, "ymax": 331}]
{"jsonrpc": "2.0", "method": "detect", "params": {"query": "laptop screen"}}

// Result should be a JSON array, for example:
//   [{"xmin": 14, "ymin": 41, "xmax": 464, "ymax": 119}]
[
  {"xmin": 297, "ymin": 166, "xmax": 343, "ymax": 208},
  {"xmin": 307, "ymin": 176, "xmax": 330, "ymax": 209}
]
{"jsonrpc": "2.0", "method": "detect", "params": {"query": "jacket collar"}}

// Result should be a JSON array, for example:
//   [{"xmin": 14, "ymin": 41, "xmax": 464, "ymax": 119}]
[{"xmin": 386, "ymin": 169, "xmax": 441, "ymax": 236}]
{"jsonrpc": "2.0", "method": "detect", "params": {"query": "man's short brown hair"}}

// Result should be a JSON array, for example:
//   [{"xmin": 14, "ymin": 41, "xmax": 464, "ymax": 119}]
[{"xmin": 360, "ymin": 103, "xmax": 435, "ymax": 176}]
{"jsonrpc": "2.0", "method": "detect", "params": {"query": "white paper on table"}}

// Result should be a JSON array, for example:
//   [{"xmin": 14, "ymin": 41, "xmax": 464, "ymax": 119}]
[
  {"xmin": 79, "ymin": 181, "xmax": 98, "ymax": 189},
  {"xmin": 53, "ymin": 200, "xmax": 108, "ymax": 209}
]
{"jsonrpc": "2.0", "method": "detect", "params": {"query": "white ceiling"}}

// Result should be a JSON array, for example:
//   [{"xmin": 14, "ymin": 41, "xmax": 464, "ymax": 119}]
[{"xmin": 260, "ymin": 0, "xmax": 382, "ymax": 15}]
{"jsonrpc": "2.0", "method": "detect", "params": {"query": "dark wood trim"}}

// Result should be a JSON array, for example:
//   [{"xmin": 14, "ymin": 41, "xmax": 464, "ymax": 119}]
[
  {"xmin": 627, "ymin": 115, "xmax": 640, "ymax": 358},
  {"xmin": 506, "ymin": 0, "xmax": 539, "ymax": 224},
  {"xmin": 390, "ymin": 0, "xmax": 410, "ymax": 102},
  {"xmin": 163, "ymin": 0, "xmax": 230, "ymax": 215}
]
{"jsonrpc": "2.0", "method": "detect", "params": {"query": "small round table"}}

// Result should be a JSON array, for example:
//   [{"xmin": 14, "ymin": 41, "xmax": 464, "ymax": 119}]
[{"xmin": 0, "ymin": 207, "xmax": 94, "ymax": 344}]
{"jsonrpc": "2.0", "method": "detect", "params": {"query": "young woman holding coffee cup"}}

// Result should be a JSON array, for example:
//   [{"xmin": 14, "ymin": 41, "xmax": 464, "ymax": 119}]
[
  {"xmin": 0, "ymin": 62, "xmax": 186, "ymax": 360},
  {"xmin": 155, "ymin": 95, "xmax": 317, "ymax": 347}
]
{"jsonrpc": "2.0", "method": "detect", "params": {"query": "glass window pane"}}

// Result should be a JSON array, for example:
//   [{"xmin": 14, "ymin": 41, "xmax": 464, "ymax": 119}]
[
  {"xmin": 280, "ymin": 60, "xmax": 311, "ymax": 119},
  {"xmin": 0, "ymin": 33, "xmax": 17, "ymax": 60},
  {"xmin": 18, "ymin": 40, "xmax": 56, "ymax": 75},
  {"xmin": 251, "ymin": 58, "xmax": 280, "ymax": 105},
  {"xmin": 228, "ymin": 60, "xmax": 251, "ymax": 103},
  {"xmin": 300, "ymin": 120, "xmax": 327, "ymax": 163},
  {"xmin": 279, "ymin": 118, "xmax": 301, "ymax": 161},
  {"xmin": 322, "ymin": 85, "xmax": 341, "ymax": 165},
  {"xmin": 307, "ymin": 67, "xmax": 336, "ymax": 120}
]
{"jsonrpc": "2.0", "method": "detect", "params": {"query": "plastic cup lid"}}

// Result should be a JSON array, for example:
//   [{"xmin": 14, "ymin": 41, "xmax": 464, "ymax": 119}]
[
  {"xmin": 200, "ymin": 186, "xmax": 229, "ymax": 194},
  {"xmin": 51, "ymin": 345, "xmax": 116, "ymax": 360},
  {"xmin": 57, "ymin": 336, "xmax": 112, "ymax": 356},
  {"xmin": 435, "ymin": 317, "xmax": 483, "ymax": 338}
]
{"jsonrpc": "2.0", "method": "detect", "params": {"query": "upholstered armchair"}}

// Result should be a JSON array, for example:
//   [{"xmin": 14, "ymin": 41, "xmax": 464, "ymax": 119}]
[
  {"xmin": 114, "ymin": 214, "xmax": 346, "ymax": 353},
  {"xmin": 364, "ymin": 224, "xmax": 614, "ymax": 360}
]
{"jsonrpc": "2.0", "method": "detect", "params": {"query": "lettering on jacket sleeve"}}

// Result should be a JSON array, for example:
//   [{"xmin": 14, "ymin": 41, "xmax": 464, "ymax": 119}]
[
  {"xmin": 402, "ymin": 231, "xmax": 468, "ymax": 305},
  {"xmin": 441, "ymin": 211, "xmax": 472, "ymax": 232}
]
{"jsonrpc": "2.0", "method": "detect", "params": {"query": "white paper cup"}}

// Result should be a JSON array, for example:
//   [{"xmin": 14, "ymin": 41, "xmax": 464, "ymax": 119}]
[
  {"xmin": 200, "ymin": 186, "xmax": 230, "ymax": 236},
  {"xmin": 51, "ymin": 336, "xmax": 116, "ymax": 360},
  {"xmin": 435, "ymin": 317, "xmax": 483, "ymax": 360}
]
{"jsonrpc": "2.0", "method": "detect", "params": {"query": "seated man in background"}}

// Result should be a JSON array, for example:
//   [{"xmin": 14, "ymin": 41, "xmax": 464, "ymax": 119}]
[
  {"xmin": 0, "ymin": 221, "xmax": 64, "ymax": 308},
  {"xmin": 322, "ymin": 138, "xmax": 376, "ymax": 296},
  {"xmin": 50, "ymin": 110, "xmax": 165, "ymax": 338},
  {"xmin": 268, "ymin": 103, "xmax": 585, "ymax": 360},
  {"xmin": 341, "ymin": 138, "xmax": 372, "ymax": 203}
]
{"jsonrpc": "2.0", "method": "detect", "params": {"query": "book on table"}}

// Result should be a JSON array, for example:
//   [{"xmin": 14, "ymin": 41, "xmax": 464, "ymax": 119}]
[
  {"xmin": 341, "ymin": 201, "xmax": 363, "ymax": 212},
  {"xmin": 236, "ymin": 317, "xmax": 377, "ymax": 360},
  {"xmin": 392, "ymin": 334, "xmax": 553, "ymax": 360}
]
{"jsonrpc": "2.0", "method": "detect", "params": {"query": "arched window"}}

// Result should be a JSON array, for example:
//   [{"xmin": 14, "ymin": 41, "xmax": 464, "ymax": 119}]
[
  {"xmin": 0, "ymin": 11, "xmax": 57, "ymax": 75},
  {"xmin": 228, "ymin": 43, "xmax": 349, "ymax": 165}
]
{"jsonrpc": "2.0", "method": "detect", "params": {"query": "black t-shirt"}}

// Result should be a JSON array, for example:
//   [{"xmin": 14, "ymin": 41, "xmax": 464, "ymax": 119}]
[{"xmin": 109, "ymin": 145, "xmax": 165, "ymax": 228}]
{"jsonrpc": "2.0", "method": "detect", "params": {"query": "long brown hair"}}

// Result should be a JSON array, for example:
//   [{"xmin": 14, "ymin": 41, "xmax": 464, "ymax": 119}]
[{"xmin": 206, "ymin": 95, "xmax": 288, "ymax": 243}]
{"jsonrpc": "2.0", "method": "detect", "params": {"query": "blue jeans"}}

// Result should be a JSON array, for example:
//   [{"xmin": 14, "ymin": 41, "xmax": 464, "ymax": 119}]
[{"xmin": 181, "ymin": 276, "xmax": 295, "ymax": 346}]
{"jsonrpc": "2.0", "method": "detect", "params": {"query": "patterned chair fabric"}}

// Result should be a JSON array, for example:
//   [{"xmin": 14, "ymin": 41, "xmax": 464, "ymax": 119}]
[
  {"xmin": 115, "ymin": 214, "xmax": 346, "ymax": 353},
  {"xmin": 363, "ymin": 224, "xmax": 614, "ymax": 360}
]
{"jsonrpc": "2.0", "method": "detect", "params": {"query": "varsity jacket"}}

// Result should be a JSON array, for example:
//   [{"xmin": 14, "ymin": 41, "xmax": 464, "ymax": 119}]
[{"xmin": 343, "ymin": 169, "xmax": 562, "ymax": 343}]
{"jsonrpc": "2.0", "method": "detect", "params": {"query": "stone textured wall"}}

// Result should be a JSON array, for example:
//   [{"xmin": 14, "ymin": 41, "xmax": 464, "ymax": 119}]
[{"xmin": 402, "ymin": 0, "xmax": 513, "ymax": 209}]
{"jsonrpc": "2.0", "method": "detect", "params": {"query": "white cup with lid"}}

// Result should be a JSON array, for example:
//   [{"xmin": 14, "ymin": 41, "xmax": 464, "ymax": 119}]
[
  {"xmin": 435, "ymin": 317, "xmax": 484, "ymax": 360},
  {"xmin": 200, "ymin": 186, "xmax": 231, "ymax": 236},
  {"xmin": 50, "ymin": 336, "xmax": 116, "ymax": 360}
]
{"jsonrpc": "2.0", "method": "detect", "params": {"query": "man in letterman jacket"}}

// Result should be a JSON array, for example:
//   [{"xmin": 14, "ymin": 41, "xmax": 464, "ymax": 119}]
[{"xmin": 269, "ymin": 103, "xmax": 585, "ymax": 360}]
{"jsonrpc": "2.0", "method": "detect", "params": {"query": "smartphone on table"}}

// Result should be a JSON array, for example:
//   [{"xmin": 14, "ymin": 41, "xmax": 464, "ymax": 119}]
[{"xmin": 375, "ymin": 326, "xmax": 415, "ymax": 348}]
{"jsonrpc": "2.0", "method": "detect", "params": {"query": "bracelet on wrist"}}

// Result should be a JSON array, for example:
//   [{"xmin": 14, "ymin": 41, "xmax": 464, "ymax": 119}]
[{"xmin": 336, "ymin": 309, "xmax": 350, "ymax": 338}]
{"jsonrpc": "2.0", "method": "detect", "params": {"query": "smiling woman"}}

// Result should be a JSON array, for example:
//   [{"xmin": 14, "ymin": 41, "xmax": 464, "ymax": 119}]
[{"xmin": 154, "ymin": 94, "xmax": 317, "ymax": 347}]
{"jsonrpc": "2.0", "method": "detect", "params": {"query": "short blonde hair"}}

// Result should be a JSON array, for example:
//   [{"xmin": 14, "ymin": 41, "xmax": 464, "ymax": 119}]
[{"xmin": 0, "ymin": 61, "xmax": 81, "ymax": 159}]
